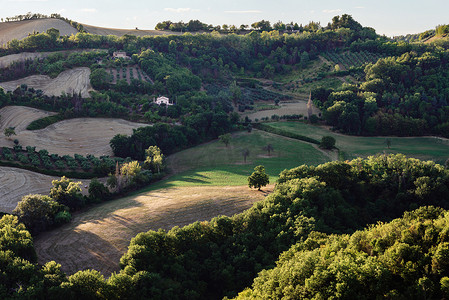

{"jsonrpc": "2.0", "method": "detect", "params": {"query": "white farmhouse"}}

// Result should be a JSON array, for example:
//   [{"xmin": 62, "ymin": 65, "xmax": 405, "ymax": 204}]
[
  {"xmin": 113, "ymin": 51, "xmax": 130, "ymax": 59},
  {"xmin": 154, "ymin": 96, "xmax": 173, "ymax": 106}
]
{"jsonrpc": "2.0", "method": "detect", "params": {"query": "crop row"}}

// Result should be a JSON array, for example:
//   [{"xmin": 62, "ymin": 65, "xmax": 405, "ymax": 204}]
[{"xmin": 322, "ymin": 51, "xmax": 384, "ymax": 69}]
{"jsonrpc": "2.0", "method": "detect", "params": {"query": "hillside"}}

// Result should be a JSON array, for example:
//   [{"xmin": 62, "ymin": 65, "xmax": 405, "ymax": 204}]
[
  {"xmin": 0, "ymin": 19, "xmax": 77, "ymax": 46},
  {"xmin": 82, "ymin": 23, "xmax": 179, "ymax": 37},
  {"xmin": 0, "ymin": 67, "xmax": 93, "ymax": 97}
]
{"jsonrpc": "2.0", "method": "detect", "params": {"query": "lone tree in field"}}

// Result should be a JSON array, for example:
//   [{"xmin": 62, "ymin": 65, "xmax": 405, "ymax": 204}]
[
  {"xmin": 320, "ymin": 136, "xmax": 336, "ymax": 150},
  {"xmin": 219, "ymin": 133, "xmax": 231, "ymax": 147},
  {"xmin": 263, "ymin": 144, "xmax": 274, "ymax": 156},
  {"xmin": 242, "ymin": 148, "xmax": 250, "ymax": 163},
  {"xmin": 4, "ymin": 127, "xmax": 16, "ymax": 139},
  {"xmin": 385, "ymin": 138, "xmax": 392, "ymax": 149},
  {"xmin": 248, "ymin": 165, "xmax": 269, "ymax": 191}
]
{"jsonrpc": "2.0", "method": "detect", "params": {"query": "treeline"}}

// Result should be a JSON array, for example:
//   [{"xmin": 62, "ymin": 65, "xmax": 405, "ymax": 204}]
[
  {"xmin": 155, "ymin": 14, "xmax": 367, "ymax": 34},
  {"xmin": 313, "ymin": 50, "xmax": 449, "ymax": 136},
  {"xmin": 110, "ymin": 111, "xmax": 237, "ymax": 160},
  {"xmin": 2, "ymin": 155, "xmax": 449, "ymax": 299}
]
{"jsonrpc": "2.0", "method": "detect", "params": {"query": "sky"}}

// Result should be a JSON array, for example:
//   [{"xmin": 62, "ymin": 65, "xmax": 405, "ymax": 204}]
[{"xmin": 1, "ymin": 0, "xmax": 448, "ymax": 37}]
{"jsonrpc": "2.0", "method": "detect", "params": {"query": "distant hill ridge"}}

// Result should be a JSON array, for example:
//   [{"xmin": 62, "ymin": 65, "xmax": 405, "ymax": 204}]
[{"xmin": 0, "ymin": 18, "xmax": 177, "ymax": 46}]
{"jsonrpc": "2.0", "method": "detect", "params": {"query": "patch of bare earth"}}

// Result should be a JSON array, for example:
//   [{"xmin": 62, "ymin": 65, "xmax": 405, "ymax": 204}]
[
  {"xmin": 34, "ymin": 185, "xmax": 273, "ymax": 275},
  {"xmin": 0, "ymin": 167, "xmax": 93, "ymax": 214},
  {"xmin": 0, "ymin": 106, "xmax": 56, "ymax": 132},
  {"xmin": 0, "ymin": 67, "xmax": 93, "ymax": 98},
  {"xmin": 0, "ymin": 19, "xmax": 78, "ymax": 46},
  {"xmin": 0, "ymin": 107, "xmax": 146, "ymax": 156},
  {"xmin": 243, "ymin": 100, "xmax": 321, "ymax": 120}
]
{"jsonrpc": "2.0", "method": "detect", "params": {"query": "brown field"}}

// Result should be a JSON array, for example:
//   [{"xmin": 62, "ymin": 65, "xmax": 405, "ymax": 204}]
[
  {"xmin": 82, "ymin": 23, "xmax": 181, "ymax": 37},
  {"xmin": 0, "ymin": 19, "xmax": 77, "ymax": 46},
  {"xmin": 0, "ymin": 106, "xmax": 147, "ymax": 156},
  {"xmin": 0, "ymin": 67, "xmax": 93, "ymax": 98},
  {"xmin": 243, "ymin": 99, "xmax": 321, "ymax": 120},
  {"xmin": 0, "ymin": 166, "xmax": 93, "ymax": 214},
  {"xmin": 34, "ymin": 184, "xmax": 272, "ymax": 275},
  {"xmin": 0, "ymin": 106, "xmax": 56, "ymax": 131}
]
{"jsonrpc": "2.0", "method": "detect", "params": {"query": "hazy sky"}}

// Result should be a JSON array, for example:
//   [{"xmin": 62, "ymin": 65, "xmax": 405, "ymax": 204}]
[{"xmin": 1, "ymin": 0, "xmax": 448, "ymax": 37}]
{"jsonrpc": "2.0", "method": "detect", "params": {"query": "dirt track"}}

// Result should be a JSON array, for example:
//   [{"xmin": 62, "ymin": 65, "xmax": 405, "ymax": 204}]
[
  {"xmin": 0, "ymin": 67, "xmax": 93, "ymax": 98},
  {"xmin": 0, "ymin": 19, "xmax": 77, "ymax": 46},
  {"xmin": 0, "ymin": 167, "xmax": 93, "ymax": 214},
  {"xmin": 34, "ymin": 184, "xmax": 272, "ymax": 275}
]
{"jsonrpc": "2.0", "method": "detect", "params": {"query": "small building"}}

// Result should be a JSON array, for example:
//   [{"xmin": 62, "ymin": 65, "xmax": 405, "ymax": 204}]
[
  {"xmin": 112, "ymin": 51, "xmax": 130, "ymax": 59},
  {"xmin": 154, "ymin": 96, "xmax": 173, "ymax": 106}
]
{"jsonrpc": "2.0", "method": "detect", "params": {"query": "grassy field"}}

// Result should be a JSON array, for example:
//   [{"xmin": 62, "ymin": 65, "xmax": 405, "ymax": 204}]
[
  {"xmin": 266, "ymin": 121, "xmax": 449, "ymax": 164},
  {"xmin": 153, "ymin": 130, "xmax": 331, "ymax": 189}
]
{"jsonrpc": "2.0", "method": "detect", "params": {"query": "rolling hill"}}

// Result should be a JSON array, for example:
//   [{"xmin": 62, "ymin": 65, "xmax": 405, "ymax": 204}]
[
  {"xmin": 0, "ymin": 18, "xmax": 180, "ymax": 47},
  {"xmin": 0, "ymin": 19, "xmax": 77, "ymax": 46}
]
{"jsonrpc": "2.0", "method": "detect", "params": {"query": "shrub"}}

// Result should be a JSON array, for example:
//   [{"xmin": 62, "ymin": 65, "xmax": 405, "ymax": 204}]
[
  {"xmin": 320, "ymin": 136, "xmax": 336, "ymax": 149},
  {"xmin": 54, "ymin": 211, "xmax": 72, "ymax": 226}
]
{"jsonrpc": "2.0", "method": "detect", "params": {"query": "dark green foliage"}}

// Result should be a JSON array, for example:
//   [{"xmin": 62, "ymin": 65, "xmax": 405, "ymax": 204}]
[
  {"xmin": 248, "ymin": 165, "xmax": 270, "ymax": 190},
  {"xmin": 315, "ymin": 50, "xmax": 449, "ymax": 136},
  {"xmin": 13, "ymin": 194, "xmax": 66, "ymax": 234},
  {"xmin": 238, "ymin": 207, "xmax": 449, "ymax": 299},
  {"xmin": 277, "ymin": 154, "xmax": 449, "ymax": 233},
  {"xmin": 320, "ymin": 136, "xmax": 336, "ymax": 149},
  {"xmin": 88, "ymin": 178, "xmax": 111, "ymax": 203},
  {"xmin": 54, "ymin": 211, "xmax": 72, "ymax": 226},
  {"xmin": 26, "ymin": 114, "xmax": 65, "ymax": 130},
  {"xmin": 0, "ymin": 215, "xmax": 36, "ymax": 262},
  {"xmin": 90, "ymin": 68, "xmax": 112, "ymax": 90},
  {"xmin": 111, "ymin": 114, "xmax": 234, "ymax": 159}
]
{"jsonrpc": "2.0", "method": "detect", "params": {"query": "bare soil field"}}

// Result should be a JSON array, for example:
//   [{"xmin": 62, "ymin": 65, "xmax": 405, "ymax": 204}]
[
  {"xmin": 82, "ymin": 24, "xmax": 181, "ymax": 37},
  {"xmin": 0, "ymin": 166, "xmax": 93, "ymax": 214},
  {"xmin": 0, "ymin": 106, "xmax": 146, "ymax": 156},
  {"xmin": 243, "ymin": 100, "xmax": 321, "ymax": 120},
  {"xmin": 0, "ymin": 106, "xmax": 56, "ymax": 132},
  {"xmin": 0, "ymin": 19, "xmax": 77, "ymax": 46},
  {"xmin": 0, "ymin": 67, "xmax": 93, "ymax": 98},
  {"xmin": 34, "ymin": 184, "xmax": 272, "ymax": 275}
]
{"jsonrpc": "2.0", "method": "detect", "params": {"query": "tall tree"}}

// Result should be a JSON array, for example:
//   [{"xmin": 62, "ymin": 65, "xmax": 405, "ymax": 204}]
[{"xmin": 248, "ymin": 165, "xmax": 270, "ymax": 190}]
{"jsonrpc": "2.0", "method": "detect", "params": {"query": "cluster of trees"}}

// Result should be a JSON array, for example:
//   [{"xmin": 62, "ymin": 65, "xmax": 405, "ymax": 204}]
[
  {"xmin": 2, "ymin": 155, "xmax": 449, "ymax": 298},
  {"xmin": 154, "ymin": 15, "xmax": 371, "ymax": 36},
  {"xmin": 10, "ymin": 146, "xmax": 165, "ymax": 236},
  {"xmin": 0, "ymin": 145, "xmax": 123, "ymax": 178},
  {"xmin": 313, "ymin": 50, "xmax": 449, "ymax": 136},
  {"xmin": 238, "ymin": 206, "xmax": 449, "ymax": 299},
  {"xmin": 110, "ymin": 112, "xmax": 236, "ymax": 159}
]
